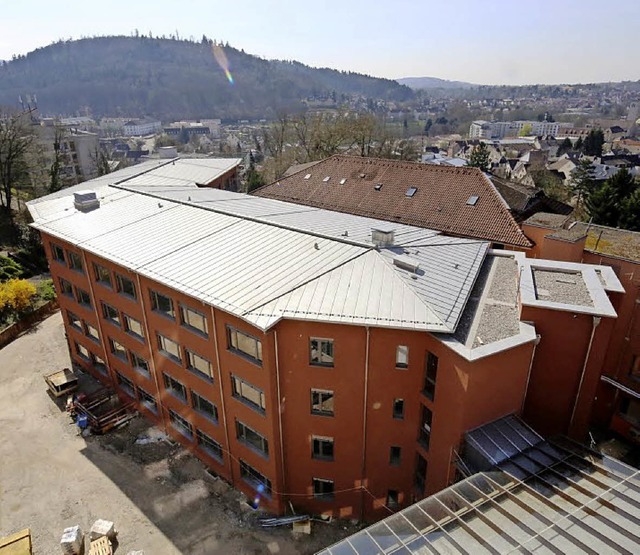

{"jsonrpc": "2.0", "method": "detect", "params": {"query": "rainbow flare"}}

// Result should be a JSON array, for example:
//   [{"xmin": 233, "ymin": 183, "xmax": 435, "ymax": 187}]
[{"xmin": 212, "ymin": 43, "xmax": 234, "ymax": 85}]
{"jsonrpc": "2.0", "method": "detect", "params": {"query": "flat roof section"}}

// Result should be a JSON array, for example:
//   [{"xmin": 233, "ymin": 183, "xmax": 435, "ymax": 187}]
[{"xmin": 532, "ymin": 268, "xmax": 594, "ymax": 307}]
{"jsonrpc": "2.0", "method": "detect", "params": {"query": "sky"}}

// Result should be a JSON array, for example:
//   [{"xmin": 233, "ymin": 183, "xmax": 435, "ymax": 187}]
[{"xmin": 1, "ymin": 0, "xmax": 639, "ymax": 85}]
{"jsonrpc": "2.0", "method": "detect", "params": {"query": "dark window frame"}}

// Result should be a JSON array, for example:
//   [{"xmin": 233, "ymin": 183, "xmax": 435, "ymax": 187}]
[
  {"xmin": 67, "ymin": 310, "xmax": 82, "ymax": 331},
  {"xmin": 227, "ymin": 325, "xmax": 263, "ymax": 365},
  {"xmin": 231, "ymin": 375, "xmax": 266, "ymax": 413},
  {"xmin": 239, "ymin": 459, "xmax": 272, "ymax": 497},
  {"xmin": 51, "ymin": 243, "xmax": 66, "ymax": 265},
  {"xmin": 157, "ymin": 333, "xmax": 182, "ymax": 364},
  {"xmin": 185, "ymin": 348, "xmax": 213, "ymax": 382},
  {"xmin": 424, "ymin": 351, "xmax": 438, "ymax": 401},
  {"xmin": 75, "ymin": 287, "xmax": 92, "ymax": 308},
  {"xmin": 390, "ymin": 446, "xmax": 402, "ymax": 466},
  {"xmin": 236, "ymin": 420, "xmax": 269, "ymax": 457},
  {"xmin": 196, "ymin": 429, "xmax": 223, "ymax": 462},
  {"xmin": 313, "ymin": 478, "xmax": 335, "ymax": 500},
  {"xmin": 393, "ymin": 398, "xmax": 405, "ymax": 420},
  {"xmin": 130, "ymin": 351, "xmax": 150, "ymax": 378},
  {"xmin": 123, "ymin": 313, "xmax": 144, "ymax": 341},
  {"xmin": 59, "ymin": 277, "xmax": 73, "ymax": 297},
  {"xmin": 101, "ymin": 301, "xmax": 121, "ymax": 327},
  {"xmin": 419, "ymin": 405, "xmax": 433, "ymax": 451},
  {"xmin": 163, "ymin": 372, "xmax": 187, "ymax": 403},
  {"xmin": 310, "ymin": 337, "xmax": 334, "ymax": 367},
  {"xmin": 312, "ymin": 436, "xmax": 335, "ymax": 461},
  {"xmin": 116, "ymin": 273, "xmax": 137, "ymax": 300},
  {"xmin": 311, "ymin": 389, "xmax": 334, "ymax": 417},
  {"xmin": 168, "ymin": 409, "xmax": 193, "ymax": 439},
  {"xmin": 180, "ymin": 304, "xmax": 209, "ymax": 337},
  {"xmin": 115, "ymin": 371, "xmax": 136, "ymax": 398},
  {"xmin": 67, "ymin": 250, "xmax": 84, "ymax": 273},
  {"xmin": 138, "ymin": 386, "xmax": 158, "ymax": 414},
  {"xmin": 150, "ymin": 289, "xmax": 175, "ymax": 319},
  {"xmin": 93, "ymin": 263, "xmax": 112, "ymax": 288},
  {"xmin": 191, "ymin": 391, "xmax": 219, "ymax": 423},
  {"xmin": 108, "ymin": 337, "xmax": 127, "ymax": 361}
]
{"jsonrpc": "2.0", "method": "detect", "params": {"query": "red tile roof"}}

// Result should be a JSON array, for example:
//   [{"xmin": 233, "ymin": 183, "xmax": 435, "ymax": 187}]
[{"xmin": 253, "ymin": 155, "xmax": 532, "ymax": 248}]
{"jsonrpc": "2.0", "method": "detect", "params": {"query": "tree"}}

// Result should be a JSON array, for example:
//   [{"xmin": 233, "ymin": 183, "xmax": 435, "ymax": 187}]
[
  {"xmin": 584, "ymin": 183, "xmax": 620, "ymax": 227},
  {"xmin": 0, "ymin": 109, "xmax": 34, "ymax": 224},
  {"xmin": 585, "ymin": 168, "xmax": 638, "ymax": 228},
  {"xmin": 0, "ymin": 278, "xmax": 36, "ymax": 316},
  {"xmin": 570, "ymin": 159, "xmax": 595, "ymax": 215},
  {"xmin": 518, "ymin": 123, "xmax": 533, "ymax": 137},
  {"xmin": 619, "ymin": 189, "xmax": 640, "ymax": 231},
  {"xmin": 557, "ymin": 137, "xmax": 572, "ymax": 155},
  {"xmin": 574, "ymin": 136, "xmax": 583, "ymax": 150},
  {"xmin": 245, "ymin": 161, "xmax": 266, "ymax": 192},
  {"xmin": 582, "ymin": 129, "xmax": 604, "ymax": 157},
  {"xmin": 468, "ymin": 142, "xmax": 490, "ymax": 172},
  {"xmin": 49, "ymin": 126, "xmax": 67, "ymax": 193}
]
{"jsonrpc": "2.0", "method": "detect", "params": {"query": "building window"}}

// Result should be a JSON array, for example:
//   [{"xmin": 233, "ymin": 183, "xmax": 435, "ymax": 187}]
[
  {"xmin": 102, "ymin": 302, "xmax": 120, "ymax": 326},
  {"xmin": 75, "ymin": 341, "xmax": 90, "ymax": 360},
  {"xmin": 130, "ymin": 351, "xmax": 150, "ymax": 378},
  {"xmin": 85, "ymin": 322, "xmax": 100, "ymax": 342},
  {"xmin": 415, "ymin": 454, "xmax": 428, "ymax": 494},
  {"xmin": 393, "ymin": 399, "xmax": 405, "ymax": 420},
  {"xmin": 396, "ymin": 345, "xmax": 409, "ymax": 368},
  {"xmin": 311, "ymin": 389, "xmax": 334, "ymax": 416},
  {"xmin": 231, "ymin": 375, "xmax": 265, "ymax": 412},
  {"xmin": 239, "ymin": 459, "xmax": 272, "ymax": 496},
  {"xmin": 387, "ymin": 490, "xmax": 400, "ymax": 510},
  {"xmin": 67, "ymin": 310, "xmax": 82, "ymax": 330},
  {"xmin": 310, "ymin": 338, "xmax": 334, "ymax": 366},
  {"xmin": 59, "ymin": 277, "xmax": 73, "ymax": 297},
  {"xmin": 180, "ymin": 305, "xmax": 208, "ymax": 336},
  {"xmin": 390, "ymin": 446, "xmax": 402, "ymax": 466},
  {"xmin": 67, "ymin": 251, "xmax": 84, "ymax": 272},
  {"xmin": 116, "ymin": 273, "xmax": 137, "ymax": 299},
  {"xmin": 163, "ymin": 373, "xmax": 187, "ymax": 402},
  {"xmin": 93, "ymin": 263, "xmax": 112, "ymax": 288},
  {"xmin": 192, "ymin": 391, "xmax": 218, "ymax": 423},
  {"xmin": 419, "ymin": 406, "xmax": 432, "ymax": 451},
  {"xmin": 227, "ymin": 326, "xmax": 262, "ymax": 364},
  {"xmin": 313, "ymin": 478, "xmax": 334, "ymax": 500},
  {"xmin": 138, "ymin": 386, "xmax": 158, "ymax": 414},
  {"xmin": 157, "ymin": 334, "xmax": 181, "ymax": 363},
  {"xmin": 109, "ymin": 337, "xmax": 127, "ymax": 360},
  {"xmin": 424, "ymin": 352, "xmax": 438, "ymax": 401},
  {"xmin": 91, "ymin": 353, "xmax": 108, "ymax": 375},
  {"xmin": 123, "ymin": 314, "xmax": 144, "ymax": 340},
  {"xmin": 630, "ymin": 355, "xmax": 640, "ymax": 381},
  {"xmin": 150, "ymin": 289, "xmax": 175, "ymax": 319},
  {"xmin": 186, "ymin": 349, "xmax": 213, "ymax": 381},
  {"xmin": 51, "ymin": 243, "xmax": 66, "ymax": 264},
  {"xmin": 312, "ymin": 436, "xmax": 334, "ymax": 461},
  {"xmin": 116, "ymin": 371, "xmax": 136, "ymax": 398},
  {"xmin": 196, "ymin": 429, "xmax": 223, "ymax": 461},
  {"xmin": 236, "ymin": 420, "xmax": 269, "ymax": 457},
  {"xmin": 75, "ymin": 287, "xmax": 92, "ymax": 307},
  {"xmin": 168, "ymin": 409, "xmax": 193, "ymax": 439}
]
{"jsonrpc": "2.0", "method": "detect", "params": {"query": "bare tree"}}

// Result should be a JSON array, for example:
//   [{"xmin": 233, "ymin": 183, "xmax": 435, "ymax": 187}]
[{"xmin": 0, "ymin": 108, "xmax": 34, "ymax": 220}]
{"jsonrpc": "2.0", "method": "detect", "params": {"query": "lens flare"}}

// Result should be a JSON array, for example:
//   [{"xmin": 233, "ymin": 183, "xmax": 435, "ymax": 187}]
[{"xmin": 212, "ymin": 43, "xmax": 234, "ymax": 85}]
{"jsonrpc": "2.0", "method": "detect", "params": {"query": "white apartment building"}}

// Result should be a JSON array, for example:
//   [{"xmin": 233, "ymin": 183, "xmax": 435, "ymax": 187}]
[
  {"xmin": 469, "ymin": 120, "xmax": 565, "ymax": 139},
  {"xmin": 123, "ymin": 119, "xmax": 163, "ymax": 136}
]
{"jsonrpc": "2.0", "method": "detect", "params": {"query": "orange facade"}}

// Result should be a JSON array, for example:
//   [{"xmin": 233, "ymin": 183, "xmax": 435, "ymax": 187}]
[{"xmin": 44, "ymin": 232, "xmax": 538, "ymax": 520}]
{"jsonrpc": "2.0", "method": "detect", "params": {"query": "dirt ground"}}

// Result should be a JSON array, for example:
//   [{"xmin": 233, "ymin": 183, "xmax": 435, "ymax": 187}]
[{"xmin": 0, "ymin": 312, "xmax": 357, "ymax": 554}]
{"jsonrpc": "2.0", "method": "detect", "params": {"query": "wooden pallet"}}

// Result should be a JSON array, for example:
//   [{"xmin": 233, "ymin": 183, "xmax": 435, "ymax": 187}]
[{"xmin": 88, "ymin": 536, "xmax": 112, "ymax": 555}]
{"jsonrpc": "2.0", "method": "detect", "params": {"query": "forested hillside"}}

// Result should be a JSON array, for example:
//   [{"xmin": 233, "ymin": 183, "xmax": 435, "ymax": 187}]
[{"xmin": 0, "ymin": 36, "xmax": 414, "ymax": 120}]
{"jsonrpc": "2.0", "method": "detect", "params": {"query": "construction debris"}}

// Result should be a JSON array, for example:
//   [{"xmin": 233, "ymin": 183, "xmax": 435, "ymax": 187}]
[
  {"xmin": 0, "ymin": 528, "xmax": 32, "ymax": 555},
  {"xmin": 72, "ymin": 389, "xmax": 136, "ymax": 434},
  {"xmin": 259, "ymin": 515, "xmax": 310, "ymax": 528},
  {"xmin": 89, "ymin": 519, "xmax": 116, "ymax": 542},
  {"xmin": 60, "ymin": 525, "xmax": 83, "ymax": 555},
  {"xmin": 88, "ymin": 536, "xmax": 112, "ymax": 555}
]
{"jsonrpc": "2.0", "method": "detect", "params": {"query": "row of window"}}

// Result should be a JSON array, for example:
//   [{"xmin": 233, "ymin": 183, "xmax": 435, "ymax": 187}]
[
  {"xmin": 162, "ymin": 373, "xmax": 219, "ymax": 423},
  {"xmin": 166, "ymin": 409, "xmax": 224, "ymax": 462},
  {"xmin": 67, "ymin": 310, "xmax": 100, "ymax": 343},
  {"xmin": 149, "ymin": 290, "xmax": 209, "ymax": 338}
]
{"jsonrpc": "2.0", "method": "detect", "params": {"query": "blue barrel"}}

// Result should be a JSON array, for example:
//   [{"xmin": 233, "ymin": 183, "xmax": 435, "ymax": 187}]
[{"xmin": 76, "ymin": 415, "xmax": 89, "ymax": 429}]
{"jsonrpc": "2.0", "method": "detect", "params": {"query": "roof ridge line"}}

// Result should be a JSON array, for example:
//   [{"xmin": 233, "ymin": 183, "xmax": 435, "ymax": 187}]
[{"xmin": 111, "ymin": 184, "xmax": 376, "ymax": 249}]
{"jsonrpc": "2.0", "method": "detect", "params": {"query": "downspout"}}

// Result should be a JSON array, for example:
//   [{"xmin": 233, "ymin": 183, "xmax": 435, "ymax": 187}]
[
  {"xmin": 360, "ymin": 326, "xmax": 371, "ymax": 521},
  {"xmin": 569, "ymin": 316, "xmax": 602, "ymax": 433},
  {"xmin": 210, "ymin": 306, "xmax": 234, "ymax": 484},
  {"xmin": 274, "ymin": 330, "xmax": 287, "ymax": 513},
  {"xmin": 133, "ymin": 273, "xmax": 167, "ymax": 435},
  {"xmin": 521, "ymin": 333, "xmax": 542, "ymax": 414}
]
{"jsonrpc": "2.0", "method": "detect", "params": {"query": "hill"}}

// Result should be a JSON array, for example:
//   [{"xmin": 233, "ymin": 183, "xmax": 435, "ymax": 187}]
[
  {"xmin": 397, "ymin": 76, "xmax": 475, "ymax": 89},
  {"xmin": 0, "ymin": 36, "xmax": 414, "ymax": 120}
]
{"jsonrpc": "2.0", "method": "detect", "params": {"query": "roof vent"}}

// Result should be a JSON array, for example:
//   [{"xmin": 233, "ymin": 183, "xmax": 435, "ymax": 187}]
[
  {"xmin": 467, "ymin": 195, "xmax": 479, "ymax": 206},
  {"xmin": 371, "ymin": 226, "xmax": 395, "ymax": 247},
  {"xmin": 406, "ymin": 187, "xmax": 417, "ymax": 197},
  {"xmin": 393, "ymin": 254, "xmax": 420, "ymax": 273},
  {"xmin": 323, "ymin": 176, "xmax": 331, "ymax": 182},
  {"xmin": 359, "ymin": 173, "xmax": 366, "ymax": 178},
  {"xmin": 304, "ymin": 174, "xmax": 311, "ymax": 180},
  {"xmin": 340, "ymin": 178, "xmax": 347, "ymax": 185},
  {"xmin": 73, "ymin": 190, "xmax": 100, "ymax": 212},
  {"xmin": 374, "ymin": 183, "xmax": 383, "ymax": 191}
]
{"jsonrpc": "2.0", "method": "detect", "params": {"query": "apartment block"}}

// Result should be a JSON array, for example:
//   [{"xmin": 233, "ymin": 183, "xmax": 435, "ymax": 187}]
[
  {"xmin": 469, "ymin": 120, "xmax": 566, "ymax": 139},
  {"xmin": 28, "ymin": 162, "xmax": 624, "ymax": 522}
]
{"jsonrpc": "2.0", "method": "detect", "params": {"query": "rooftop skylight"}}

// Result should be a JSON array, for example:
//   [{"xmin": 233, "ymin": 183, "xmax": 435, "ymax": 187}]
[{"xmin": 406, "ymin": 187, "xmax": 417, "ymax": 197}]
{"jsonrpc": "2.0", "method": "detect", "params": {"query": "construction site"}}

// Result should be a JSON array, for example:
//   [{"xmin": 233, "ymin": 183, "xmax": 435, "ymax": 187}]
[{"xmin": 0, "ymin": 312, "xmax": 356, "ymax": 554}]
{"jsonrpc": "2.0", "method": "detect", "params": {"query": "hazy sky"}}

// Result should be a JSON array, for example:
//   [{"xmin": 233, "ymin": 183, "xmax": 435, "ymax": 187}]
[{"xmin": 1, "ymin": 0, "xmax": 638, "ymax": 85}]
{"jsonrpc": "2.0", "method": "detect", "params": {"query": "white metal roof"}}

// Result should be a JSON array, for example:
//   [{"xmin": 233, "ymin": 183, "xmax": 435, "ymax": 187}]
[{"xmin": 27, "ymin": 162, "xmax": 492, "ymax": 333}]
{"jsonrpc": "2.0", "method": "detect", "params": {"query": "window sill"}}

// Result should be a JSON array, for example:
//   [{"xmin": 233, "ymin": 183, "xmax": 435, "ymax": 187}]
[
  {"xmin": 311, "ymin": 411, "xmax": 334, "ymax": 418},
  {"xmin": 97, "ymin": 282, "xmax": 112, "ymax": 290},
  {"xmin": 395, "ymin": 365, "xmax": 408, "ymax": 370},
  {"xmin": 313, "ymin": 495, "xmax": 335, "ymax": 502},
  {"xmin": 159, "ymin": 350, "xmax": 182, "ymax": 365},
  {"xmin": 187, "ymin": 367, "xmax": 214, "ymax": 383},
  {"xmin": 111, "ymin": 353, "xmax": 128, "ymax": 362},
  {"xmin": 310, "ymin": 362, "xmax": 334, "ymax": 368},
  {"xmin": 242, "ymin": 477, "xmax": 272, "ymax": 499},
  {"xmin": 118, "ymin": 292, "xmax": 138, "ymax": 302},
  {"xmin": 182, "ymin": 324, "xmax": 209, "ymax": 339},
  {"xmin": 198, "ymin": 445, "xmax": 223, "ymax": 464},
  {"xmin": 167, "ymin": 391, "xmax": 187, "ymax": 404},
  {"xmin": 127, "ymin": 331, "xmax": 145, "ymax": 343},
  {"xmin": 133, "ymin": 366, "xmax": 151, "ymax": 379},
  {"xmin": 238, "ymin": 440, "xmax": 269, "ymax": 460},
  {"xmin": 233, "ymin": 395, "xmax": 266, "ymax": 415},
  {"xmin": 152, "ymin": 310, "xmax": 176, "ymax": 322},
  {"xmin": 228, "ymin": 348, "xmax": 262, "ymax": 367},
  {"xmin": 170, "ymin": 423, "xmax": 193, "ymax": 441},
  {"xmin": 312, "ymin": 456, "xmax": 334, "ymax": 462},
  {"xmin": 194, "ymin": 409, "xmax": 219, "ymax": 424}
]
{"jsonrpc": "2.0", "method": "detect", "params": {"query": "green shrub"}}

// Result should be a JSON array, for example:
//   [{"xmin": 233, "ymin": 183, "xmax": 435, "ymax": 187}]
[
  {"xmin": 0, "ymin": 256, "xmax": 24, "ymax": 282},
  {"xmin": 37, "ymin": 279, "xmax": 57, "ymax": 301}
]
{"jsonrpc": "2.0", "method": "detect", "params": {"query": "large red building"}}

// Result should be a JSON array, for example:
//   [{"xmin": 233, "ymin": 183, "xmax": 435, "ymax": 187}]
[{"xmin": 28, "ymin": 159, "xmax": 625, "ymax": 521}]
